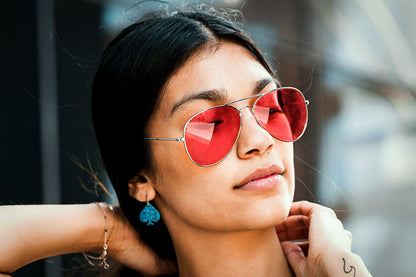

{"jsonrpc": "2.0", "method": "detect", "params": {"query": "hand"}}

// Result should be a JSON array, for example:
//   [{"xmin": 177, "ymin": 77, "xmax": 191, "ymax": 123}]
[
  {"xmin": 108, "ymin": 206, "xmax": 177, "ymax": 277},
  {"xmin": 276, "ymin": 201, "xmax": 367, "ymax": 277}
]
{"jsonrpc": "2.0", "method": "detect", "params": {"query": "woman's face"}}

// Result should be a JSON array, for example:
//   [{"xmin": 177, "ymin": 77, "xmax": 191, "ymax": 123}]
[{"xmin": 146, "ymin": 42, "xmax": 295, "ymax": 232}]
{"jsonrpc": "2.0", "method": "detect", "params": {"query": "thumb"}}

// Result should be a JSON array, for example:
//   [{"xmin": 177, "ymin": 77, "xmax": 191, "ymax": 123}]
[{"xmin": 281, "ymin": 241, "xmax": 307, "ymax": 277}]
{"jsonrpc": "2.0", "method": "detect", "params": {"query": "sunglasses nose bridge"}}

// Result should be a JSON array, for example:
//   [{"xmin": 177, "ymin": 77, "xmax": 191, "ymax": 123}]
[
  {"xmin": 237, "ymin": 105, "xmax": 258, "ymax": 125},
  {"xmin": 237, "ymin": 105, "xmax": 253, "ymax": 114}
]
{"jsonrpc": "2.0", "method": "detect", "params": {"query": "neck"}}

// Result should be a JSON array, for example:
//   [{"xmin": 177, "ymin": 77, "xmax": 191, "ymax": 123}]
[{"xmin": 169, "ymin": 226, "xmax": 292, "ymax": 277}]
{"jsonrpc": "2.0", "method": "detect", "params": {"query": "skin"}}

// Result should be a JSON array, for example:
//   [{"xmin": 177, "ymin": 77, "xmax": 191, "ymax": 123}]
[{"xmin": 129, "ymin": 41, "xmax": 294, "ymax": 276}]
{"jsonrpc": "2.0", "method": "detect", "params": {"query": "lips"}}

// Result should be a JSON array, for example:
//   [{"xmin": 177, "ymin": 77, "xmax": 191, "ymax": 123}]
[{"xmin": 234, "ymin": 164, "xmax": 284, "ymax": 191}]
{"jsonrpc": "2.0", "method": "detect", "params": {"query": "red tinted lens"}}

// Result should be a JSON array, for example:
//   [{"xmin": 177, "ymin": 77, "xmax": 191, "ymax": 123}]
[
  {"xmin": 184, "ymin": 106, "xmax": 240, "ymax": 166},
  {"xmin": 254, "ymin": 88, "xmax": 307, "ymax": 142}
]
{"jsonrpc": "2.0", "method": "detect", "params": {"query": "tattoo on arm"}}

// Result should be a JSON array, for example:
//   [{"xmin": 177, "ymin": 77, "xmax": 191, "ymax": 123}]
[{"xmin": 342, "ymin": 258, "xmax": 356, "ymax": 277}]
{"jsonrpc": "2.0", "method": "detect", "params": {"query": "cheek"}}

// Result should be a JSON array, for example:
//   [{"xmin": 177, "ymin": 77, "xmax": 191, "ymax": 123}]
[
  {"xmin": 154, "ymin": 159, "xmax": 232, "ymax": 226},
  {"xmin": 150, "ymin": 142, "xmax": 212, "ymax": 205},
  {"xmin": 150, "ymin": 139, "xmax": 193, "ymax": 172}
]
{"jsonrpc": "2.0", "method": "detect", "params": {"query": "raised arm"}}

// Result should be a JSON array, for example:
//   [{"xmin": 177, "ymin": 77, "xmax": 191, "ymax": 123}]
[
  {"xmin": 0, "ymin": 204, "xmax": 176, "ymax": 276},
  {"xmin": 0, "ymin": 204, "xmax": 103, "ymax": 273}
]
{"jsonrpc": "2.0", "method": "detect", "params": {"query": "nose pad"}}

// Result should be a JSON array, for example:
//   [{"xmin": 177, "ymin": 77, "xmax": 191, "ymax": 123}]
[{"xmin": 236, "ymin": 107, "xmax": 274, "ymax": 159}]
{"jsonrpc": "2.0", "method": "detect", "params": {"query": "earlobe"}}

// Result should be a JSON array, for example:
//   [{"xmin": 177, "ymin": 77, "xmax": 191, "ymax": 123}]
[{"xmin": 128, "ymin": 173, "xmax": 156, "ymax": 202}]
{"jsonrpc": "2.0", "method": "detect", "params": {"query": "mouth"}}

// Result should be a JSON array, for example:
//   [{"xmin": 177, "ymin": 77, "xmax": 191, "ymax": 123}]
[{"xmin": 234, "ymin": 164, "xmax": 284, "ymax": 191}]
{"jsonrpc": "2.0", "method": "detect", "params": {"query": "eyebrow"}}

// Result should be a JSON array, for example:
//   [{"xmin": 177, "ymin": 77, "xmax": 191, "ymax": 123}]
[{"xmin": 170, "ymin": 78, "xmax": 276, "ymax": 116}]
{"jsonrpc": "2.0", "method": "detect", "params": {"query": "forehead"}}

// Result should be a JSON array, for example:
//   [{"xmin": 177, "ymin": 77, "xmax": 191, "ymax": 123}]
[{"xmin": 157, "ymin": 42, "xmax": 273, "ymax": 115}]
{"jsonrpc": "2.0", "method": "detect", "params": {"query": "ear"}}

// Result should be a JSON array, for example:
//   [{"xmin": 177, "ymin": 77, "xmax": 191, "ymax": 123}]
[{"xmin": 128, "ymin": 171, "xmax": 156, "ymax": 202}]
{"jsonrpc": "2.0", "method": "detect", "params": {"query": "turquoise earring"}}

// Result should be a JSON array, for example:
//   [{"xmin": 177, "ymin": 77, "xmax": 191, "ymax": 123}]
[{"xmin": 139, "ymin": 194, "xmax": 160, "ymax": 226}]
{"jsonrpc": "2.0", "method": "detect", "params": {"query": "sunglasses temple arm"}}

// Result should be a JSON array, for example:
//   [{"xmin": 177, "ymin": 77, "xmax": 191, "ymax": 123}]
[{"xmin": 144, "ymin": 137, "xmax": 185, "ymax": 142}]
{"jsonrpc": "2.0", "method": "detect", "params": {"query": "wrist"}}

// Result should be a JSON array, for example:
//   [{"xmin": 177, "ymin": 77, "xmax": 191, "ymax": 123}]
[
  {"xmin": 85, "ymin": 203, "xmax": 115, "ymax": 253},
  {"xmin": 104, "ymin": 205, "xmax": 127, "ymax": 257},
  {"xmin": 318, "ymin": 250, "xmax": 371, "ymax": 277},
  {"xmin": 83, "ymin": 203, "xmax": 115, "ymax": 269}
]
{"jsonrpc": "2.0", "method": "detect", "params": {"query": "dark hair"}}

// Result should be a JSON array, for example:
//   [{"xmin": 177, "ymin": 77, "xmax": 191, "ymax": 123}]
[{"xmin": 91, "ymin": 8, "xmax": 277, "ymax": 274}]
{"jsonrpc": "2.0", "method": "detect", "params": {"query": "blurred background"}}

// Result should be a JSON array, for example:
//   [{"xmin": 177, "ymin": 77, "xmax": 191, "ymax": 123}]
[{"xmin": 1, "ymin": 0, "xmax": 415, "ymax": 276}]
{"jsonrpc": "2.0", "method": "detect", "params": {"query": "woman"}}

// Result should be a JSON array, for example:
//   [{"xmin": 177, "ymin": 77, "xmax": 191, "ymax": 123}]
[{"xmin": 0, "ymin": 8, "xmax": 371, "ymax": 277}]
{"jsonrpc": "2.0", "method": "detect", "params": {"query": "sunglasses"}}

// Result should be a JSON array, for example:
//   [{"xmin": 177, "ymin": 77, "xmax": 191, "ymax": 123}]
[{"xmin": 145, "ymin": 87, "xmax": 309, "ymax": 167}]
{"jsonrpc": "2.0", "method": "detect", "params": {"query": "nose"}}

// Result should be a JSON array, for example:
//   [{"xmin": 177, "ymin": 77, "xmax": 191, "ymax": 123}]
[{"xmin": 236, "ymin": 107, "xmax": 274, "ymax": 159}]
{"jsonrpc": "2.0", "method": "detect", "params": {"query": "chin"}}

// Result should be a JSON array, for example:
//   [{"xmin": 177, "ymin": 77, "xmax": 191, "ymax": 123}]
[
  {"xmin": 264, "ymin": 197, "xmax": 292, "ymax": 225},
  {"xmin": 241, "ymin": 193, "xmax": 293, "ymax": 230}
]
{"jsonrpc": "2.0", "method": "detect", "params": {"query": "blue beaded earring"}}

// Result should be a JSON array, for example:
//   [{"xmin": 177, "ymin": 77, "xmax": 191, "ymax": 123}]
[{"xmin": 139, "ymin": 194, "xmax": 160, "ymax": 226}]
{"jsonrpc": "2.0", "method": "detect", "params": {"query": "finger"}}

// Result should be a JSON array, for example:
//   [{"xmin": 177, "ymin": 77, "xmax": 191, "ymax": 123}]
[
  {"xmin": 277, "ymin": 226, "xmax": 309, "ymax": 242},
  {"xmin": 290, "ymin": 201, "xmax": 340, "ymax": 226},
  {"xmin": 275, "ymin": 215, "xmax": 309, "ymax": 233},
  {"xmin": 289, "ymin": 201, "xmax": 319, "ymax": 216},
  {"xmin": 281, "ymin": 241, "xmax": 307, "ymax": 277}
]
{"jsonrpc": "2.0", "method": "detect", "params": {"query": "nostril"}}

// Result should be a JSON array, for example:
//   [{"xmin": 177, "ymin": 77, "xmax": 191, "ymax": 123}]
[{"xmin": 246, "ymin": 149, "xmax": 258, "ymax": 155}]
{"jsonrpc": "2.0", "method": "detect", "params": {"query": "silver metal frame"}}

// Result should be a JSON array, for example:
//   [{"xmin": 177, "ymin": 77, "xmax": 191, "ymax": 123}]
[{"xmin": 145, "ymin": 87, "xmax": 309, "ymax": 167}]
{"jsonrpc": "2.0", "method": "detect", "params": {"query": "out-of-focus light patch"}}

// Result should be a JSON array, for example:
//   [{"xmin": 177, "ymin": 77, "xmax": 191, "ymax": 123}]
[
  {"xmin": 246, "ymin": 23, "xmax": 278, "ymax": 67},
  {"xmin": 317, "ymin": 87, "xmax": 402, "ymax": 203},
  {"xmin": 101, "ymin": 1, "xmax": 181, "ymax": 33},
  {"xmin": 101, "ymin": 3, "xmax": 130, "ymax": 33},
  {"xmin": 380, "ymin": 133, "xmax": 416, "ymax": 187},
  {"xmin": 221, "ymin": 0, "xmax": 245, "ymax": 7},
  {"xmin": 347, "ymin": 215, "xmax": 389, "ymax": 267},
  {"xmin": 311, "ymin": 0, "xmax": 416, "ymax": 91}
]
